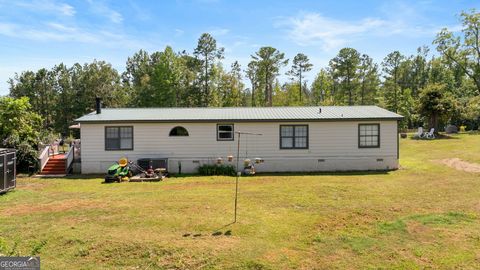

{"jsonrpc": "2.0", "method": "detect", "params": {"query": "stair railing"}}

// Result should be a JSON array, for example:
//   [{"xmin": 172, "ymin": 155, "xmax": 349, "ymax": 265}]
[
  {"xmin": 65, "ymin": 145, "xmax": 74, "ymax": 174},
  {"xmin": 38, "ymin": 145, "xmax": 51, "ymax": 172}
]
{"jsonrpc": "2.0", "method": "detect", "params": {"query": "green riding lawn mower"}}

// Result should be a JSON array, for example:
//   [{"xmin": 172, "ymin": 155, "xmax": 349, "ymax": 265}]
[{"xmin": 104, "ymin": 158, "xmax": 166, "ymax": 183}]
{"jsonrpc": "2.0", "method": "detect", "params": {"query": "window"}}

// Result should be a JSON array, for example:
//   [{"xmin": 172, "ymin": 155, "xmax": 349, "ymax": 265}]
[
  {"xmin": 280, "ymin": 125, "xmax": 308, "ymax": 149},
  {"xmin": 217, "ymin": 124, "xmax": 234, "ymax": 141},
  {"xmin": 169, "ymin": 126, "xmax": 189, "ymax": 136},
  {"xmin": 105, "ymin": 126, "xmax": 133, "ymax": 150},
  {"xmin": 359, "ymin": 124, "xmax": 380, "ymax": 148}
]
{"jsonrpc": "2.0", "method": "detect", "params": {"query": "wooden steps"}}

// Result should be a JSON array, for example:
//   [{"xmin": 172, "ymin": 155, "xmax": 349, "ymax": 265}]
[{"xmin": 40, "ymin": 157, "xmax": 67, "ymax": 175}]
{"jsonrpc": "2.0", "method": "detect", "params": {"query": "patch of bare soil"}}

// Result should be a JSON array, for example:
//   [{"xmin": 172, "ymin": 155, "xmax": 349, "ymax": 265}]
[{"xmin": 435, "ymin": 158, "xmax": 480, "ymax": 173}]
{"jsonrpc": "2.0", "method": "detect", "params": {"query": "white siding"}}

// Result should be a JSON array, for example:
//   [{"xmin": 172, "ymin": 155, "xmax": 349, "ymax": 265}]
[{"xmin": 80, "ymin": 121, "xmax": 398, "ymax": 174}]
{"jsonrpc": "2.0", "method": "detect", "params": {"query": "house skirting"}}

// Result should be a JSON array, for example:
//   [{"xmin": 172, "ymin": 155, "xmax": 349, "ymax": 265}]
[{"xmin": 80, "ymin": 156, "xmax": 399, "ymax": 174}]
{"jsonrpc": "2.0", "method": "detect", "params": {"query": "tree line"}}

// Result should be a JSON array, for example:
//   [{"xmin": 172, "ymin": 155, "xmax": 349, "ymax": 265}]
[{"xmin": 6, "ymin": 10, "xmax": 480, "ymax": 136}]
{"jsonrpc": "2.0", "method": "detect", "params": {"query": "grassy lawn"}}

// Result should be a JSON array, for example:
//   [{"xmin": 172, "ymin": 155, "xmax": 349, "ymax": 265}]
[{"xmin": 1, "ymin": 134, "xmax": 480, "ymax": 269}]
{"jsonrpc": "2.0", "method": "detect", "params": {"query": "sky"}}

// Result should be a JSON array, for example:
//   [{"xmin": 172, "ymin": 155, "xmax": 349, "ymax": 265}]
[{"xmin": 0, "ymin": 0, "xmax": 479, "ymax": 95}]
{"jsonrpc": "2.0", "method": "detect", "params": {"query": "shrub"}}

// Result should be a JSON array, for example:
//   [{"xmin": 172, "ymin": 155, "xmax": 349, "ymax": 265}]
[
  {"xmin": 197, "ymin": 164, "xmax": 236, "ymax": 176},
  {"xmin": 0, "ymin": 97, "xmax": 43, "ymax": 173}
]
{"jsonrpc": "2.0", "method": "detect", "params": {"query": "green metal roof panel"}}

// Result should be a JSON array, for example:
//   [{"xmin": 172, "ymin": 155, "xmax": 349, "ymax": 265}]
[{"xmin": 75, "ymin": 106, "xmax": 403, "ymax": 123}]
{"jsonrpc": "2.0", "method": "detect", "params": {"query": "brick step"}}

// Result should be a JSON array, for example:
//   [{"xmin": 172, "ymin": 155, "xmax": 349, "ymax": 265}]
[
  {"xmin": 42, "ymin": 167, "xmax": 66, "ymax": 171},
  {"xmin": 47, "ymin": 160, "xmax": 66, "ymax": 164},
  {"xmin": 40, "ymin": 158, "xmax": 68, "ymax": 175},
  {"xmin": 44, "ymin": 164, "xmax": 65, "ymax": 168},
  {"xmin": 42, "ymin": 168, "xmax": 65, "ymax": 173},
  {"xmin": 41, "ymin": 166, "xmax": 66, "ymax": 171},
  {"xmin": 43, "ymin": 167, "xmax": 65, "ymax": 172},
  {"xmin": 44, "ymin": 162, "xmax": 66, "ymax": 167}
]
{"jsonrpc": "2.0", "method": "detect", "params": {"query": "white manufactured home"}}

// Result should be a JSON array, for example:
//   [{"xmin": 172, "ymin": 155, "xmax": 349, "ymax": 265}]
[{"xmin": 75, "ymin": 106, "xmax": 403, "ymax": 174}]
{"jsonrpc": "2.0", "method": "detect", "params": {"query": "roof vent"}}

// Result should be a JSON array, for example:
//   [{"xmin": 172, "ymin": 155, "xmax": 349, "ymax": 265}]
[{"xmin": 318, "ymin": 107, "xmax": 322, "ymax": 114}]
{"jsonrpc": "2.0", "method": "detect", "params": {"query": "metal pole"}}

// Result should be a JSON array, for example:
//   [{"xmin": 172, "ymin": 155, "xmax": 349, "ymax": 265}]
[
  {"xmin": 234, "ymin": 132, "xmax": 241, "ymax": 223},
  {"xmin": 233, "ymin": 131, "xmax": 262, "ymax": 224}
]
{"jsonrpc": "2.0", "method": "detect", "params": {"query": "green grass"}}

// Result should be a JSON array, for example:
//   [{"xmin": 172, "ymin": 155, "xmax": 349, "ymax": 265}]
[{"xmin": 1, "ymin": 133, "xmax": 480, "ymax": 269}]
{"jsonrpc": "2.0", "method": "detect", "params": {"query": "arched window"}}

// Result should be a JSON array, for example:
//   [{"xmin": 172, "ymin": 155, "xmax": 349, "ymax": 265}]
[{"xmin": 169, "ymin": 126, "xmax": 189, "ymax": 136}]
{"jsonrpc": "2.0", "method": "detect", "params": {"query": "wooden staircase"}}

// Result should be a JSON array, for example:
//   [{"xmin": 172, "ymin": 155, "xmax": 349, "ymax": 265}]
[{"xmin": 39, "ymin": 154, "xmax": 67, "ymax": 175}]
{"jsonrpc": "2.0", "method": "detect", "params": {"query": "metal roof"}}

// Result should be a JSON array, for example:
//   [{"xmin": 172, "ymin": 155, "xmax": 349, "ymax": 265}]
[{"xmin": 75, "ymin": 106, "xmax": 403, "ymax": 123}]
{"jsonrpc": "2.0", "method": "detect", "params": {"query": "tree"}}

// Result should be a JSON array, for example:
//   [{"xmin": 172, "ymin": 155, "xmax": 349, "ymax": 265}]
[
  {"xmin": 311, "ymin": 69, "xmax": 333, "ymax": 105},
  {"xmin": 286, "ymin": 53, "xmax": 313, "ymax": 102},
  {"xmin": 123, "ymin": 50, "xmax": 158, "ymax": 107},
  {"xmin": 0, "ymin": 97, "xmax": 43, "ymax": 172},
  {"xmin": 358, "ymin": 54, "xmax": 379, "ymax": 105},
  {"xmin": 227, "ymin": 61, "xmax": 244, "ymax": 106},
  {"xmin": 151, "ymin": 46, "xmax": 182, "ymax": 107},
  {"xmin": 79, "ymin": 60, "xmax": 126, "ymax": 109},
  {"xmin": 53, "ymin": 63, "xmax": 75, "ymax": 134},
  {"xmin": 434, "ymin": 9, "xmax": 480, "ymax": 95},
  {"xmin": 418, "ymin": 83, "xmax": 456, "ymax": 133},
  {"xmin": 410, "ymin": 46, "xmax": 430, "ymax": 96},
  {"xmin": 9, "ymin": 69, "xmax": 56, "ymax": 129},
  {"xmin": 245, "ymin": 61, "xmax": 260, "ymax": 106},
  {"xmin": 464, "ymin": 96, "xmax": 480, "ymax": 127},
  {"xmin": 273, "ymin": 82, "xmax": 304, "ymax": 106},
  {"xmin": 194, "ymin": 33, "xmax": 225, "ymax": 106},
  {"xmin": 382, "ymin": 51, "xmax": 405, "ymax": 112},
  {"xmin": 175, "ymin": 52, "xmax": 203, "ymax": 107},
  {"xmin": 329, "ymin": 48, "xmax": 361, "ymax": 105},
  {"xmin": 251, "ymin": 47, "xmax": 288, "ymax": 106}
]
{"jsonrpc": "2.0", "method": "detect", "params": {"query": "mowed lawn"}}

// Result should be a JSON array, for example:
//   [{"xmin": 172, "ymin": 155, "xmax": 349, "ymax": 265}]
[{"xmin": 1, "ymin": 134, "xmax": 480, "ymax": 269}]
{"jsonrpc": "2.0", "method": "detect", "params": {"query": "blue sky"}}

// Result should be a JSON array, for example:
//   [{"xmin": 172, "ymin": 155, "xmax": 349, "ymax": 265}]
[{"xmin": 0, "ymin": 0, "xmax": 479, "ymax": 95}]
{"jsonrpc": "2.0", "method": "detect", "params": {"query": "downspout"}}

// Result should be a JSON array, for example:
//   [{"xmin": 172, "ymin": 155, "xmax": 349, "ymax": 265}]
[{"xmin": 397, "ymin": 120, "xmax": 400, "ymax": 161}]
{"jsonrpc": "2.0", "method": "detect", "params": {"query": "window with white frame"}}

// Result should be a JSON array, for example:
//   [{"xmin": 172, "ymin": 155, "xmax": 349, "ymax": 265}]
[
  {"xmin": 105, "ymin": 126, "xmax": 133, "ymax": 150},
  {"xmin": 217, "ymin": 124, "xmax": 234, "ymax": 141},
  {"xmin": 358, "ymin": 124, "xmax": 380, "ymax": 148},
  {"xmin": 280, "ymin": 125, "xmax": 308, "ymax": 149}
]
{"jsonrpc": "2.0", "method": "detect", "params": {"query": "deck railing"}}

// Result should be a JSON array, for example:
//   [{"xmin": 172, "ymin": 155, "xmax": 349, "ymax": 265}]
[
  {"xmin": 38, "ymin": 145, "xmax": 51, "ymax": 172},
  {"xmin": 65, "ymin": 145, "xmax": 74, "ymax": 173}
]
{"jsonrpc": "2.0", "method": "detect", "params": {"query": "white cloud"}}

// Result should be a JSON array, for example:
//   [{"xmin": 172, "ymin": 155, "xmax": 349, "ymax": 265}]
[
  {"xmin": 46, "ymin": 22, "xmax": 77, "ymax": 32},
  {"xmin": 175, "ymin": 28, "xmax": 184, "ymax": 37},
  {"xmin": 0, "ymin": 22, "xmax": 97, "ymax": 43},
  {"xmin": 0, "ymin": 21, "xmax": 152, "ymax": 49},
  {"xmin": 14, "ymin": 0, "xmax": 75, "ymax": 16},
  {"xmin": 208, "ymin": 27, "xmax": 230, "ymax": 36},
  {"xmin": 279, "ymin": 13, "xmax": 388, "ymax": 50},
  {"xmin": 278, "ymin": 11, "xmax": 455, "ymax": 51},
  {"xmin": 57, "ymin": 2, "xmax": 75, "ymax": 16},
  {"xmin": 86, "ymin": 0, "xmax": 123, "ymax": 24}
]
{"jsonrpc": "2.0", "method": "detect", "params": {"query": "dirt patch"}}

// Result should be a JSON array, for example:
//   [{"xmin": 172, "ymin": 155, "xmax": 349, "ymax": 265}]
[{"xmin": 435, "ymin": 158, "xmax": 480, "ymax": 173}]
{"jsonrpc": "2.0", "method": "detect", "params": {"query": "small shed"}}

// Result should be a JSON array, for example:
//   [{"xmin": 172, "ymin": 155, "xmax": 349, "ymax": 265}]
[{"xmin": 0, "ymin": 148, "xmax": 16, "ymax": 194}]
